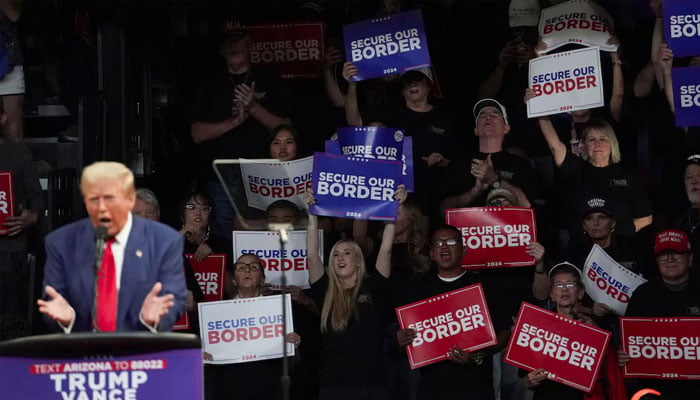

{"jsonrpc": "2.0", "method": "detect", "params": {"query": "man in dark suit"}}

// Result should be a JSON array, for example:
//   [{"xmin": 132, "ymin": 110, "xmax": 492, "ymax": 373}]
[{"xmin": 37, "ymin": 161, "xmax": 186, "ymax": 332}]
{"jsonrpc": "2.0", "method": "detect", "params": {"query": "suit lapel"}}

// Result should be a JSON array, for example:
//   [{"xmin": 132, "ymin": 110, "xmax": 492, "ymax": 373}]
[
  {"xmin": 118, "ymin": 217, "xmax": 147, "ymax": 325},
  {"xmin": 78, "ymin": 221, "xmax": 99, "ymax": 310}
]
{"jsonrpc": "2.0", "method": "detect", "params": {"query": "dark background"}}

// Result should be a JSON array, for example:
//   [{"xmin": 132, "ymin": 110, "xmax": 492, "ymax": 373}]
[{"xmin": 19, "ymin": 0, "xmax": 656, "ymax": 228}]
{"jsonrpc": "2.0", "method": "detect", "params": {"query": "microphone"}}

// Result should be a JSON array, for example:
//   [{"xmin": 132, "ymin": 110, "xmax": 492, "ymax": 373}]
[
  {"xmin": 267, "ymin": 222, "xmax": 295, "ymax": 400},
  {"xmin": 92, "ymin": 226, "xmax": 108, "ymax": 332}
]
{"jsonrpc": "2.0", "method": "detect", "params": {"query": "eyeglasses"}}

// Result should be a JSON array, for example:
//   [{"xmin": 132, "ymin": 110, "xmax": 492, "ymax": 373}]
[
  {"xmin": 656, "ymin": 252, "xmax": 687, "ymax": 262},
  {"xmin": 432, "ymin": 238, "xmax": 460, "ymax": 247},
  {"xmin": 184, "ymin": 204, "xmax": 212, "ymax": 212},
  {"xmin": 234, "ymin": 262, "xmax": 262, "ymax": 272},
  {"xmin": 553, "ymin": 281, "xmax": 578, "ymax": 289}
]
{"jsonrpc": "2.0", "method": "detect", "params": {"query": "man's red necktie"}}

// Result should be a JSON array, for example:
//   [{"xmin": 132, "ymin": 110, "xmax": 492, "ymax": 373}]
[{"xmin": 96, "ymin": 238, "xmax": 117, "ymax": 331}]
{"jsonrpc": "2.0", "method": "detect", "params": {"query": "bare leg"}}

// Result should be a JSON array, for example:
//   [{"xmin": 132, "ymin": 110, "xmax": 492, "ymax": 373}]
[{"xmin": 1, "ymin": 94, "xmax": 23, "ymax": 141}]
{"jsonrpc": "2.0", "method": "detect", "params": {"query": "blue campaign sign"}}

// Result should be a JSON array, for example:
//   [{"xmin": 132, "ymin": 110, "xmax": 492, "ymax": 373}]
[
  {"xmin": 309, "ymin": 152, "xmax": 401, "ymax": 221},
  {"xmin": 325, "ymin": 139, "xmax": 340, "ymax": 154},
  {"xmin": 328, "ymin": 127, "xmax": 414, "ymax": 191},
  {"xmin": 0, "ymin": 349, "xmax": 203, "ymax": 399},
  {"xmin": 337, "ymin": 126, "xmax": 404, "ymax": 161},
  {"xmin": 343, "ymin": 9, "xmax": 432, "ymax": 81},
  {"xmin": 672, "ymin": 66, "xmax": 700, "ymax": 127},
  {"xmin": 663, "ymin": 0, "xmax": 700, "ymax": 58}
]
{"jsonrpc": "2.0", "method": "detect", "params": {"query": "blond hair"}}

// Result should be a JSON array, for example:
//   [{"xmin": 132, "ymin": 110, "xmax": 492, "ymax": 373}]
[
  {"xmin": 321, "ymin": 240, "xmax": 366, "ymax": 333},
  {"xmin": 80, "ymin": 161, "xmax": 135, "ymax": 196},
  {"xmin": 580, "ymin": 119, "xmax": 621, "ymax": 164}
]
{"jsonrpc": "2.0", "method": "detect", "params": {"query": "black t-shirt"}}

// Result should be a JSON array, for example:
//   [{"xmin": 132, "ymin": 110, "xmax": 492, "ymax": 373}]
[
  {"xmin": 444, "ymin": 150, "xmax": 538, "ymax": 205},
  {"xmin": 568, "ymin": 235, "xmax": 650, "ymax": 278},
  {"xmin": 624, "ymin": 278, "xmax": 700, "ymax": 399},
  {"xmin": 373, "ymin": 102, "xmax": 462, "ymax": 221},
  {"xmin": 476, "ymin": 266, "xmax": 537, "ymax": 321},
  {"xmin": 377, "ymin": 102, "xmax": 461, "ymax": 161},
  {"xmin": 554, "ymin": 152, "xmax": 652, "ymax": 236},
  {"xmin": 402, "ymin": 271, "xmax": 511, "ymax": 400},
  {"xmin": 189, "ymin": 67, "xmax": 290, "ymax": 181},
  {"xmin": 626, "ymin": 278, "xmax": 700, "ymax": 318},
  {"xmin": 309, "ymin": 273, "xmax": 390, "ymax": 388}
]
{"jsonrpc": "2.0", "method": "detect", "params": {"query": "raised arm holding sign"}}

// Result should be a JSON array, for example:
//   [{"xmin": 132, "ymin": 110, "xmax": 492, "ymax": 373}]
[
  {"xmin": 303, "ymin": 186, "xmax": 404, "ymax": 396},
  {"xmin": 527, "ymin": 46, "xmax": 604, "ymax": 118},
  {"xmin": 342, "ymin": 10, "xmax": 432, "ymax": 82},
  {"xmin": 671, "ymin": 65, "xmax": 700, "ymax": 127},
  {"xmin": 309, "ymin": 152, "xmax": 402, "ymax": 221},
  {"xmin": 663, "ymin": 0, "xmax": 700, "ymax": 58},
  {"xmin": 340, "ymin": 58, "xmax": 458, "ymax": 224},
  {"xmin": 525, "ymin": 94, "xmax": 654, "ymax": 237},
  {"xmin": 538, "ymin": 0, "xmax": 617, "ymax": 53}
]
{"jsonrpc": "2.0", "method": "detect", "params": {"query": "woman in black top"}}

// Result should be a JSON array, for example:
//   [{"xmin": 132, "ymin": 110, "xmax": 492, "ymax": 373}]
[
  {"xmin": 305, "ymin": 187, "xmax": 404, "ymax": 400},
  {"xmin": 530, "ymin": 108, "xmax": 653, "ymax": 245}
]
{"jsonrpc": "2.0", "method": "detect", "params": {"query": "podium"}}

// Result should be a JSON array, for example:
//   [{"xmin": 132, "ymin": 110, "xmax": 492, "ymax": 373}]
[{"xmin": 0, "ymin": 332, "xmax": 203, "ymax": 399}]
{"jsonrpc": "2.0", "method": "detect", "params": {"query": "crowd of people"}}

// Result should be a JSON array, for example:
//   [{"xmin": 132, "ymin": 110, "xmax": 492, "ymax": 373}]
[{"xmin": 1, "ymin": 0, "xmax": 699, "ymax": 400}]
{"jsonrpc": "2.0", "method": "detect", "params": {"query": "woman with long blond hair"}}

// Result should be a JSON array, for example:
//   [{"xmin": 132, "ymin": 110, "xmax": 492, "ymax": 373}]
[{"xmin": 305, "ymin": 186, "xmax": 404, "ymax": 400}]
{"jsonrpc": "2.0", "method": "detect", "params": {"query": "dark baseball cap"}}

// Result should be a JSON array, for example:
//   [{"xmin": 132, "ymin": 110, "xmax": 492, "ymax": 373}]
[
  {"xmin": 473, "ymin": 98, "xmax": 509, "ymax": 125},
  {"xmin": 581, "ymin": 196, "xmax": 614, "ymax": 219}
]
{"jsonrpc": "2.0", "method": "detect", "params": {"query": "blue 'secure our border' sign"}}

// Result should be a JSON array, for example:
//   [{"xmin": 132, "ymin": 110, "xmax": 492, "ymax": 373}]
[
  {"xmin": 310, "ymin": 152, "xmax": 401, "ymax": 221},
  {"xmin": 0, "ymin": 349, "xmax": 203, "ymax": 399},
  {"xmin": 672, "ymin": 66, "xmax": 700, "ymax": 127},
  {"xmin": 343, "ymin": 9, "xmax": 432, "ymax": 81},
  {"xmin": 327, "ymin": 127, "xmax": 414, "ymax": 191},
  {"xmin": 663, "ymin": 0, "xmax": 700, "ymax": 58},
  {"xmin": 337, "ymin": 126, "xmax": 404, "ymax": 161}
]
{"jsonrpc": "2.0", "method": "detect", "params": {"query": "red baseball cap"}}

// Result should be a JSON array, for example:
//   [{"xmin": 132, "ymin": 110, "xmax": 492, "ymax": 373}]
[{"xmin": 654, "ymin": 229, "xmax": 691, "ymax": 254}]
